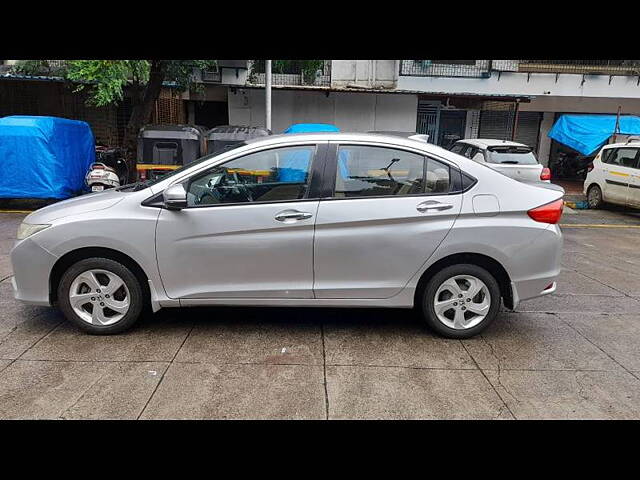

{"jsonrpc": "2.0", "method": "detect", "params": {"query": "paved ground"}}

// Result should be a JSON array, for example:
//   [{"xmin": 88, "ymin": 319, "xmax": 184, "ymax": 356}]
[{"xmin": 1, "ymin": 202, "xmax": 640, "ymax": 419}]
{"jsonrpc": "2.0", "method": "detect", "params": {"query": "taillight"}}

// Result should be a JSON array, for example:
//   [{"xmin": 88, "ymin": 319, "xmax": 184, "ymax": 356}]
[
  {"xmin": 587, "ymin": 162, "xmax": 594, "ymax": 172},
  {"xmin": 540, "ymin": 167, "xmax": 551, "ymax": 181},
  {"xmin": 528, "ymin": 199, "xmax": 564, "ymax": 224}
]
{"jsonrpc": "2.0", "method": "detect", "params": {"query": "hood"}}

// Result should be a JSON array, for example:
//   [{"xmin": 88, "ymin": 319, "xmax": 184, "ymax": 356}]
[{"xmin": 24, "ymin": 189, "xmax": 125, "ymax": 224}]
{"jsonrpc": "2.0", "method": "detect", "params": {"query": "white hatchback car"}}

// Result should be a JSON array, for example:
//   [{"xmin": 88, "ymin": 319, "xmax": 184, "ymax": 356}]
[
  {"xmin": 451, "ymin": 139, "xmax": 551, "ymax": 183},
  {"xmin": 584, "ymin": 139, "xmax": 640, "ymax": 209}
]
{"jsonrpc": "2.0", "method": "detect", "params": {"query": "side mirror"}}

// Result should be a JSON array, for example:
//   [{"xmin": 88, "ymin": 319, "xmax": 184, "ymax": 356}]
[{"xmin": 163, "ymin": 184, "xmax": 187, "ymax": 210}]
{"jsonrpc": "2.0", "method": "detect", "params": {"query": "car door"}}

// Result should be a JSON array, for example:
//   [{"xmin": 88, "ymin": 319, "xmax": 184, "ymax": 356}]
[
  {"xmin": 155, "ymin": 142, "xmax": 326, "ymax": 299},
  {"xmin": 601, "ymin": 147, "xmax": 638, "ymax": 204},
  {"xmin": 626, "ymin": 152, "xmax": 640, "ymax": 208},
  {"xmin": 313, "ymin": 143, "xmax": 463, "ymax": 299}
]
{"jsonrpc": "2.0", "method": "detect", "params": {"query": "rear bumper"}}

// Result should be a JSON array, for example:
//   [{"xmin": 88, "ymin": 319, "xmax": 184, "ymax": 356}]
[
  {"xmin": 509, "ymin": 279, "xmax": 557, "ymax": 310},
  {"xmin": 507, "ymin": 224, "xmax": 562, "ymax": 310}
]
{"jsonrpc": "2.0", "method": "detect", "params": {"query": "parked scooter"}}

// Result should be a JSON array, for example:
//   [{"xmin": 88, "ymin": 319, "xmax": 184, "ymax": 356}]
[
  {"xmin": 85, "ymin": 146, "xmax": 130, "ymax": 192},
  {"xmin": 550, "ymin": 151, "xmax": 594, "ymax": 180}
]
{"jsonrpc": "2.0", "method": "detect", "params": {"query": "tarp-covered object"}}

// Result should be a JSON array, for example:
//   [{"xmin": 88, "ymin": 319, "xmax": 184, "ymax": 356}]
[
  {"xmin": 0, "ymin": 116, "xmax": 95, "ymax": 199},
  {"xmin": 548, "ymin": 114, "xmax": 640, "ymax": 155},
  {"xmin": 279, "ymin": 123, "xmax": 341, "ymax": 180},
  {"xmin": 283, "ymin": 123, "xmax": 340, "ymax": 134}
]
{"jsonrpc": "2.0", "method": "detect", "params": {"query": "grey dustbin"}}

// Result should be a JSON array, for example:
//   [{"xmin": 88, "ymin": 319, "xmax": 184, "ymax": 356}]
[
  {"xmin": 137, "ymin": 124, "xmax": 208, "ymax": 167},
  {"xmin": 206, "ymin": 126, "xmax": 271, "ymax": 155}
]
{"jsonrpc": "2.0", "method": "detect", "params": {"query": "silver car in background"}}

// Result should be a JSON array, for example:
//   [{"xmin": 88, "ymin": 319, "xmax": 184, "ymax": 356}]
[
  {"xmin": 451, "ymin": 139, "xmax": 551, "ymax": 184},
  {"xmin": 10, "ymin": 133, "xmax": 564, "ymax": 338}
]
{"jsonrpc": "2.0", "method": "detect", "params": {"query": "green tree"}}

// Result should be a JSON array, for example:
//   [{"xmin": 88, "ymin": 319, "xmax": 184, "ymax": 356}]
[{"xmin": 13, "ymin": 59, "xmax": 216, "ymax": 158}]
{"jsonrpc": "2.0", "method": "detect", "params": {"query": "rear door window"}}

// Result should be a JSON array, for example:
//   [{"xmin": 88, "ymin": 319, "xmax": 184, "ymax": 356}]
[{"xmin": 334, "ymin": 145, "xmax": 426, "ymax": 198}]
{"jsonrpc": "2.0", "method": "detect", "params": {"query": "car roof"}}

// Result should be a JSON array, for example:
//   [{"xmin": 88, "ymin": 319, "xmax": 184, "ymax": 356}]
[
  {"xmin": 602, "ymin": 139, "xmax": 640, "ymax": 149},
  {"xmin": 455, "ymin": 138, "xmax": 529, "ymax": 149},
  {"xmin": 243, "ymin": 131, "xmax": 450, "ymax": 155}
]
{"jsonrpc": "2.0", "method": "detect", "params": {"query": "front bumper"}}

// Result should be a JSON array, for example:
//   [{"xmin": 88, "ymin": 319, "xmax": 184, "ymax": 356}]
[{"xmin": 10, "ymin": 237, "xmax": 58, "ymax": 306}]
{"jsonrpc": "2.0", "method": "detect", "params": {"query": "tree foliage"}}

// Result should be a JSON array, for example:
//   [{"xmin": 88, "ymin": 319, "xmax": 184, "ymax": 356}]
[
  {"xmin": 12, "ymin": 59, "xmax": 217, "ymax": 165},
  {"xmin": 12, "ymin": 59, "xmax": 216, "ymax": 107}
]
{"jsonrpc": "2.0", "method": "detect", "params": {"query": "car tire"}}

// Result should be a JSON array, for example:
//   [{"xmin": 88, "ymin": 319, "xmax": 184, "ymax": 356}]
[
  {"xmin": 57, "ymin": 257, "xmax": 144, "ymax": 335},
  {"xmin": 587, "ymin": 184, "xmax": 603, "ymax": 209},
  {"xmin": 421, "ymin": 264, "xmax": 501, "ymax": 339}
]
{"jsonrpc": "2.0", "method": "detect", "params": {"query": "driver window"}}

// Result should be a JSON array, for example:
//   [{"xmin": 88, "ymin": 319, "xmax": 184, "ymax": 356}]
[{"xmin": 186, "ymin": 145, "xmax": 315, "ymax": 206}]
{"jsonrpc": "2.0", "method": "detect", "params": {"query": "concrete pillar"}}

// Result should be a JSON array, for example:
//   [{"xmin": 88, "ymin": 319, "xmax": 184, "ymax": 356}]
[{"xmin": 538, "ymin": 112, "xmax": 555, "ymax": 167}]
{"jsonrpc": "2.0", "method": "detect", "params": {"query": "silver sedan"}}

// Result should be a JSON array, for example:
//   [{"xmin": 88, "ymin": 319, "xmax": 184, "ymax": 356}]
[{"xmin": 10, "ymin": 132, "xmax": 564, "ymax": 338}]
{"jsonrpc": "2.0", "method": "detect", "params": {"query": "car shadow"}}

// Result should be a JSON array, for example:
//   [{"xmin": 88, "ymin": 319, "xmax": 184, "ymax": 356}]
[{"xmin": 138, "ymin": 304, "xmax": 424, "ymax": 330}]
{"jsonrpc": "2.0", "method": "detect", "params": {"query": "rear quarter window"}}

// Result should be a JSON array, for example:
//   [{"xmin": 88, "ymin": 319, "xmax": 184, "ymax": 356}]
[{"xmin": 450, "ymin": 143, "xmax": 467, "ymax": 155}]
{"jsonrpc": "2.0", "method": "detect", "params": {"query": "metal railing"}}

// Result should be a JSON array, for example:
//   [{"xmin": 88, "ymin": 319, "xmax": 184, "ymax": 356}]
[
  {"xmin": 248, "ymin": 60, "xmax": 331, "ymax": 87},
  {"xmin": 512, "ymin": 60, "xmax": 640, "ymax": 75},
  {"xmin": 400, "ymin": 60, "xmax": 491, "ymax": 78},
  {"xmin": 401, "ymin": 60, "xmax": 640, "ymax": 77}
]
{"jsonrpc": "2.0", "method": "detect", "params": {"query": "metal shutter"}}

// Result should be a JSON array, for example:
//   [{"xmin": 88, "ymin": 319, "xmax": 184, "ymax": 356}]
[
  {"xmin": 479, "ymin": 111, "xmax": 542, "ymax": 152},
  {"xmin": 515, "ymin": 112, "xmax": 543, "ymax": 152}
]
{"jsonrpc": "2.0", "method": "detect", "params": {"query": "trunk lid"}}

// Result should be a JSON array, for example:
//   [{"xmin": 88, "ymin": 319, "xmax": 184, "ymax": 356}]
[{"xmin": 490, "ymin": 163, "xmax": 544, "ymax": 182}]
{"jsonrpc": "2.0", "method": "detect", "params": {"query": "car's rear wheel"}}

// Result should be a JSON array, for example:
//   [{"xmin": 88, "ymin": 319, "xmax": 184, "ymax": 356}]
[
  {"xmin": 587, "ymin": 184, "xmax": 604, "ymax": 209},
  {"xmin": 422, "ymin": 264, "xmax": 501, "ymax": 339},
  {"xmin": 57, "ymin": 257, "xmax": 144, "ymax": 335}
]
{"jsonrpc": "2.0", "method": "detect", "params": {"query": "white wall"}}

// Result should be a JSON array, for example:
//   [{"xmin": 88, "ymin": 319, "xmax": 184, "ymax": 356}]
[
  {"xmin": 331, "ymin": 60, "xmax": 398, "ymax": 88},
  {"xmin": 228, "ymin": 88, "xmax": 417, "ymax": 133},
  {"xmin": 398, "ymin": 72, "xmax": 640, "ymax": 100}
]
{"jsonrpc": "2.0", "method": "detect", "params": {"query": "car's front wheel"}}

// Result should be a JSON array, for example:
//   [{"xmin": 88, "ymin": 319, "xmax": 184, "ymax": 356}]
[
  {"xmin": 421, "ymin": 264, "xmax": 501, "ymax": 339},
  {"xmin": 587, "ymin": 184, "xmax": 604, "ymax": 209},
  {"xmin": 57, "ymin": 257, "xmax": 144, "ymax": 335}
]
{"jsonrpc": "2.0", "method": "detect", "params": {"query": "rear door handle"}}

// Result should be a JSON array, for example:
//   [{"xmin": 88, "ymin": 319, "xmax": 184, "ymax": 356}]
[
  {"xmin": 274, "ymin": 209, "xmax": 313, "ymax": 222},
  {"xmin": 416, "ymin": 200, "xmax": 453, "ymax": 213}
]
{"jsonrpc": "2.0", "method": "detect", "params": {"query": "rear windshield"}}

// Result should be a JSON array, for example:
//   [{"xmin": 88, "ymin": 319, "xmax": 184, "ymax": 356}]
[{"xmin": 486, "ymin": 146, "xmax": 538, "ymax": 165}]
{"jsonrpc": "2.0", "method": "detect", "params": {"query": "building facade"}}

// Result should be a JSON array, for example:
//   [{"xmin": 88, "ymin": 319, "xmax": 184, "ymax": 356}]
[
  {"xmin": 4, "ymin": 60, "xmax": 640, "ymax": 173},
  {"xmin": 214, "ymin": 60, "xmax": 640, "ymax": 170}
]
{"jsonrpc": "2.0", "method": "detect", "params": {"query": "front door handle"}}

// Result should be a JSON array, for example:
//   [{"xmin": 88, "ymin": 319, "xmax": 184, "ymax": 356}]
[
  {"xmin": 416, "ymin": 200, "xmax": 454, "ymax": 213},
  {"xmin": 274, "ymin": 209, "xmax": 313, "ymax": 222}
]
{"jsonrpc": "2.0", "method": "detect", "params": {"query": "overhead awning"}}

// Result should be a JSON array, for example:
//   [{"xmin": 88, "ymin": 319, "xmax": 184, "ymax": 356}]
[{"xmin": 548, "ymin": 114, "xmax": 640, "ymax": 155}]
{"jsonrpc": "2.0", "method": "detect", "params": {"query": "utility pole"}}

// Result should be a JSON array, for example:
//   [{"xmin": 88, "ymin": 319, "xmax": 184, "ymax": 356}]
[
  {"xmin": 511, "ymin": 99, "xmax": 520, "ymax": 141},
  {"xmin": 265, "ymin": 60, "xmax": 272, "ymax": 131},
  {"xmin": 613, "ymin": 105, "xmax": 621, "ymax": 143}
]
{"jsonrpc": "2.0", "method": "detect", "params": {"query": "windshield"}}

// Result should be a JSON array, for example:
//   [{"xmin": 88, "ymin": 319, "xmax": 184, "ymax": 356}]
[
  {"xmin": 139, "ymin": 141, "xmax": 248, "ymax": 189},
  {"xmin": 486, "ymin": 146, "xmax": 538, "ymax": 165}
]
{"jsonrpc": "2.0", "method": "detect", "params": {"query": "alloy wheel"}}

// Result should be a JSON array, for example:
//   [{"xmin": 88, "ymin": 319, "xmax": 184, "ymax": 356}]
[
  {"xmin": 68, "ymin": 269, "xmax": 130, "ymax": 325},
  {"xmin": 433, "ymin": 274, "xmax": 491, "ymax": 330}
]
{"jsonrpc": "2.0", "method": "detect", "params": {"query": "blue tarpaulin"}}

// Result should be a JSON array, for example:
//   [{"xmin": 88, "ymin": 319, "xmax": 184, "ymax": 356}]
[
  {"xmin": 548, "ymin": 114, "xmax": 640, "ymax": 156},
  {"xmin": 0, "ymin": 116, "xmax": 95, "ymax": 199},
  {"xmin": 283, "ymin": 123, "xmax": 340, "ymax": 134},
  {"xmin": 279, "ymin": 123, "xmax": 342, "ymax": 181}
]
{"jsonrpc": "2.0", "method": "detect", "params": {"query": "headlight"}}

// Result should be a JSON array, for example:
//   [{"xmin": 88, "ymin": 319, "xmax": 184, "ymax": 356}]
[{"xmin": 16, "ymin": 223, "xmax": 51, "ymax": 240}]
